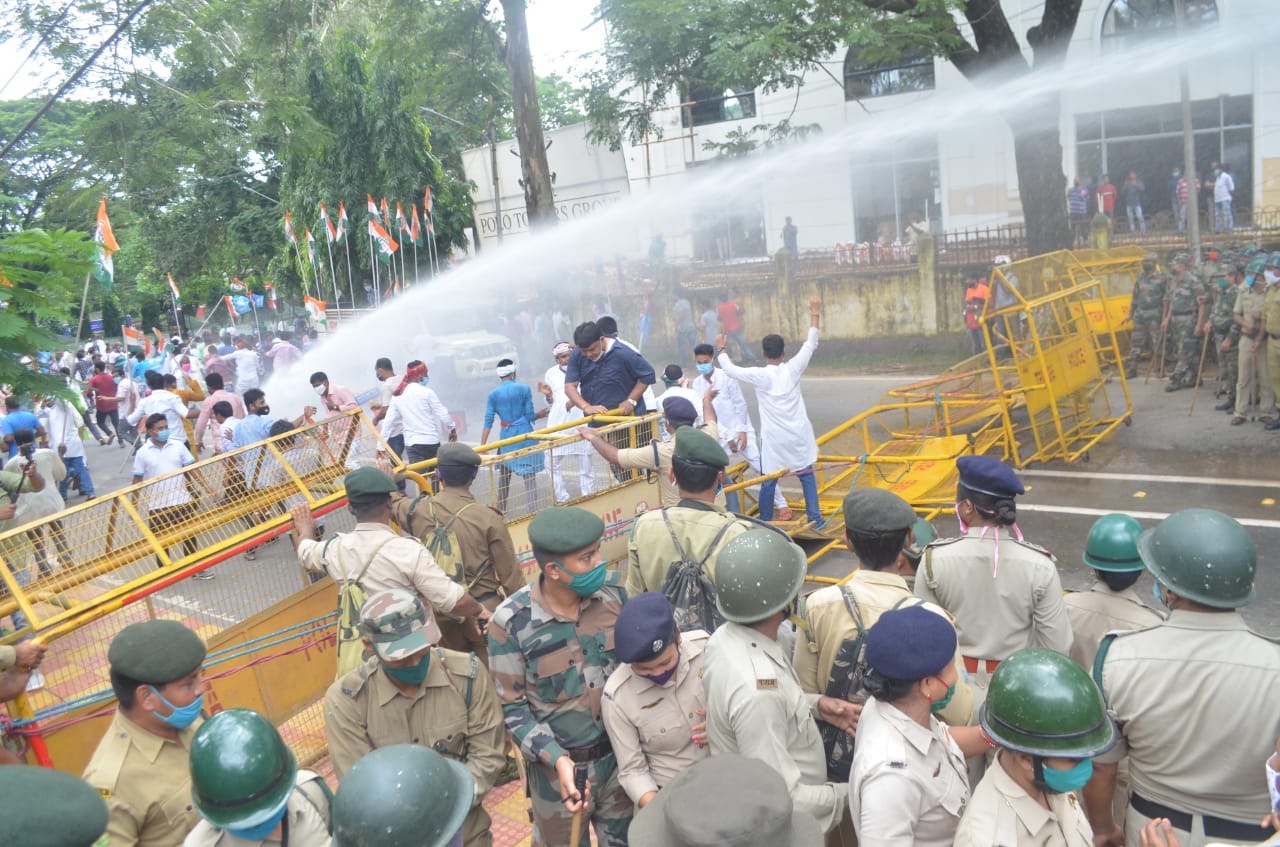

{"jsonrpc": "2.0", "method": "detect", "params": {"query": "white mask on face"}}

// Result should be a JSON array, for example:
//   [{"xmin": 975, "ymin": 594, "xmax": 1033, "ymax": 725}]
[
  {"xmin": 313, "ymin": 384, "xmax": 327, "ymax": 396},
  {"xmin": 1265, "ymin": 270, "xmax": 1280, "ymax": 286}
]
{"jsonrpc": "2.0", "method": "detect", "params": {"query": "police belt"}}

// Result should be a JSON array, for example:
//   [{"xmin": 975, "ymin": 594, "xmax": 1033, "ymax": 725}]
[
  {"xmin": 565, "ymin": 738, "xmax": 613, "ymax": 763},
  {"xmin": 962, "ymin": 656, "xmax": 1001, "ymax": 674},
  {"xmin": 1130, "ymin": 793, "xmax": 1269, "ymax": 841}
]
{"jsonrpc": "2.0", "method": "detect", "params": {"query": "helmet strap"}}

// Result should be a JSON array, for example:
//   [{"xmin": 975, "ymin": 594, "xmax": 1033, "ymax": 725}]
[{"xmin": 1030, "ymin": 756, "xmax": 1052, "ymax": 796}]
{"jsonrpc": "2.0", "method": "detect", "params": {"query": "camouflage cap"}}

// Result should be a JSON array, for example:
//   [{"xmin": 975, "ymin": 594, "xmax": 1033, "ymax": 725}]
[
  {"xmin": 841, "ymin": 487, "xmax": 916, "ymax": 533},
  {"xmin": 108, "ymin": 619, "xmax": 207, "ymax": 684},
  {"xmin": 344, "ymin": 467, "xmax": 398, "ymax": 503},
  {"xmin": 1171, "ymin": 252, "xmax": 1190, "ymax": 266},
  {"xmin": 1143, "ymin": 252, "xmax": 1159, "ymax": 263},
  {"xmin": 528, "ymin": 507, "xmax": 605, "ymax": 555},
  {"xmin": 674, "ymin": 426, "xmax": 729, "ymax": 468},
  {"xmin": 436, "ymin": 442, "xmax": 481, "ymax": 467},
  {"xmin": 358, "ymin": 588, "xmax": 442, "ymax": 661}
]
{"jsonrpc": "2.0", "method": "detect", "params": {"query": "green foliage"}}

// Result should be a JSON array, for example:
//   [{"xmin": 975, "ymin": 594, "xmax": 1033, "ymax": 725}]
[
  {"xmin": 0, "ymin": 227, "xmax": 93, "ymax": 396},
  {"xmin": 537, "ymin": 74, "xmax": 586, "ymax": 131}
]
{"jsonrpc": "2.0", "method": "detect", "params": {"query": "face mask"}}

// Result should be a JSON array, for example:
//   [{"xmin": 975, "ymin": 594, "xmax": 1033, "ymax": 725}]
[
  {"xmin": 150, "ymin": 688, "xmax": 203, "ymax": 729},
  {"xmin": 227, "ymin": 804, "xmax": 288, "ymax": 841},
  {"xmin": 639, "ymin": 652, "xmax": 680, "ymax": 687},
  {"xmin": 1247, "ymin": 274, "xmax": 1257, "ymax": 287},
  {"xmin": 555, "ymin": 561, "xmax": 608, "ymax": 597},
  {"xmin": 929, "ymin": 679, "xmax": 957, "ymax": 713},
  {"xmin": 1266, "ymin": 271, "xmax": 1280, "ymax": 286},
  {"xmin": 382, "ymin": 651, "xmax": 431, "ymax": 687},
  {"xmin": 695, "ymin": 362, "xmax": 714, "ymax": 376},
  {"xmin": 419, "ymin": 377, "xmax": 430, "ymax": 387},
  {"xmin": 313, "ymin": 384, "xmax": 327, "ymax": 396},
  {"xmin": 1217, "ymin": 278, "xmax": 1229, "ymax": 289},
  {"xmin": 181, "ymin": 362, "xmax": 192, "ymax": 372},
  {"xmin": 154, "ymin": 429, "xmax": 170, "ymax": 443},
  {"xmin": 256, "ymin": 405, "xmax": 271, "ymax": 416},
  {"xmin": 1040, "ymin": 757, "xmax": 1093, "ymax": 794}
]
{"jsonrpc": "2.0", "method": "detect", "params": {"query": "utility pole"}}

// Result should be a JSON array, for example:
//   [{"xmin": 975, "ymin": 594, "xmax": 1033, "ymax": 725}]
[{"xmin": 1175, "ymin": 0, "xmax": 1201, "ymax": 265}]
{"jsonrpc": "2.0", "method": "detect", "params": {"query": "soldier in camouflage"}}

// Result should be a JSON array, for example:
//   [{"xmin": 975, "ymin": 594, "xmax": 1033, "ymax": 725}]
[
  {"xmin": 1125, "ymin": 254, "xmax": 1167, "ymax": 379},
  {"xmin": 1210, "ymin": 261, "xmax": 1242, "ymax": 412},
  {"xmin": 487, "ymin": 507, "xmax": 631, "ymax": 846},
  {"xmin": 1162, "ymin": 253, "xmax": 1210, "ymax": 391}
]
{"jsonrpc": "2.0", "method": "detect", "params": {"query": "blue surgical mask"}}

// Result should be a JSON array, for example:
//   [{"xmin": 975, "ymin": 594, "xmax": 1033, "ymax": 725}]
[
  {"xmin": 1247, "ymin": 274, "xmax": 1257, "ymax": 286},
  {"xmin": 227, "ymin": 803, "xmax": 288, "ymax": 840},
  {"xmin": 1041, "ymin": 757, "xmax": 1093, "ymax": 794},
  {"xmin": 555, "ymin": 561, "xmax": 608, "ymax": 597},
  {"xmin": 154, "ymin": 429, "xmax": 170, "ymax": 443},
  {"xmin": 638, "ymin": 652, "xmax": 680, "ymax": 687},
  {"xmin": 150, "ymin": 687, "xmax": 203, "ymax": 729},
  {"xmin": 695, "ymin": 362, "xmax": 714, "ymax": 376},
  {"xmin": 419, "ymin": 377, "xmax": 430, "ymax": 387}
]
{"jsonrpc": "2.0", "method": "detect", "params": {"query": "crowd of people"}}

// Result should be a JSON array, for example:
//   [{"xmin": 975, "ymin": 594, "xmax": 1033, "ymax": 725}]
[{"xmin": 1068, "ymin": 164, "xmax": 1239, "ymax": 246}]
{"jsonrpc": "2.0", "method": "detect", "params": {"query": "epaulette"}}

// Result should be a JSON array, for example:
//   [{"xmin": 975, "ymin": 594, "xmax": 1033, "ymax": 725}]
[
  {"xmin": 1011, "ymin": 538, "xmax": 1055, "ymax": 560},
  {"xmin": 440, "ymin": 647, "xmax": 479, "ymax": 679},
  {"xmin": 925, "ymin": 535, "xmax": 964, "ymax": 548},
  {"xmin": 338, "ymin": 656, "xmax": 379, "ymax": 698}
]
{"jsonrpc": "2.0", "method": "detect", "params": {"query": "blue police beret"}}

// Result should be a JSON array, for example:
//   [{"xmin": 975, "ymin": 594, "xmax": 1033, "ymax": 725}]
[
  {"xmin": 615, "ymin": 592, "xmax": 678, "ymax": 664},
  {"xmin": 956, "ymin": 455, "xmax": 1025, "ymax": 498},
  {"xmin": 864, "ymin": 604, "xmax": 957, "ymax": 681},
  {"xmin": 661, "ymin": 395, "xmax": 697, "ymax": 423}
]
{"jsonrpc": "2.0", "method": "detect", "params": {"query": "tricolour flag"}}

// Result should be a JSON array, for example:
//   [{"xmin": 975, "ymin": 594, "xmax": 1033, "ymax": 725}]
[
  {"xmin": 123, "ymin": 325, "xmax": 151, "ymax": 357},
  {"xmin": 423, "ymin": 185, "xmax": 433, "ymax": 215},
  {"xmin": 229, "ymin": 278, "xmax": 248, "ymax": 293},
  {"xmin": 224, "ymin": 295, "xmax": 237, "ymax": 320},
  {"xmin": 368, "ymin": 220, "xmax": 399, "ymax": 265},
  {"xmin": 284, "ymin": 212, "xmax": 298, "ymax": 245},
  {"xmin": 306, "ymin": 227, "xmax": 319, "ymax": 268},
  {"xmin": 305, "ymin": 295, "xmax": 328, "ymax": 327},
  {"xmin": 93, "ymin": 196, "xmax": 120, "ymax": 289},
  {"xmin": 336, "ymin": 202, "xmax": 349, "ymax": 246},
  {"xmin": 167, "ymin": 273, "xmax": 181, "ymax": 305},
  {"xmin": 320, "ymin": 203, "xmax": 337, "ymax": 244},
  {"xmin": 409, "ymin": 204, "xmax": 423, "ymax": 247},
  {"xmin": 396, "ymin": 202, "xmax": 410, "ymax": 240},
  {"xmin": 264, "ymin": 281, "xmax": 278, "ymax": 311},
  {"xmin": 380, "ymin": 197, "xmax": 390, "ymax": 230},
  {"xmin": 367, "ymin": 195, "xmax": 379, "ymax": 222},
  {"xmin": 153, "ymin": 327, "xmax": 167, "ymax": 354}
]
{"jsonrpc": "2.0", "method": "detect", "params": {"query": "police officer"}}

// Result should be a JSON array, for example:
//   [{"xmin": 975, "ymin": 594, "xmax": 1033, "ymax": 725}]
[
  {"xmin": 1163, "ymin": 253, "xmax": 1210, "ymax": 392},
  {"xmin": 333, "ymin": 745, "xmax": 472, "ymax": 847},
  {"xmin": 1064, "ymin": 513, "xmax": 1163, "ymax": 671},
  {"xmin": 186, "ymin": 709, "xmax": 332, "ymax": 846},
  {"xmin": 0, "ymin": 764, "xmax": 109, "ymax": 847},
  {"xmin": 486, "ymin": 507, "xmax": 632, "ymax": 846},
  {"xmin": 628, "ymin": 754, "xmax": 823, "ymax": 847},
  {"xmin": 1210, "ymin": 262, "xmax": 1242, "ymax": 411},
  {"xmin": 851, "ymin": 604, "xmax": 982, "ymax": 847},
  {"xmin": 702, "ymin": 528, "xmax": 856, "ymax": 834},
  {"xmin": 1233, "ymin": 257, "xmax": 1276, "ymax": 425},
  {"xmin": 323, "ymin": 589, "xmax": 505, "ymax": 847},
  {"xmin": 83, "ymin": 619, "xmax": 208, "ymax": 847},
  {"xmin": 1260, "ymin": 253, "xmax": 1280, "ymax": 430},
  {"xmin": 1127, "ymin": 253, "xmax": 1168, "ymax": 378},
  {"xmin": 601, "ymin": 592, "xmax": 710, "ymax": 809},
  {"xmin": 915, "ymin": 456, "xmax": 1072, "ymax": 678},
  {"xmin": 954, "ymin": 649, "xmax": 1116, "ymax": 847},
  {"xmin": 1086, "ymin": 509, "xmax": 1280, "ymax": 847},
  {"xmin": 624, "ymin": 426, "xmax": 753, "ymax": 614},
  {"xmin": 291, "ymin": 467, "xmax": 486, "ymax": 633},
  {"xmin": 387, "ymin": 443, "xmax": 526, "ymax": 661}
]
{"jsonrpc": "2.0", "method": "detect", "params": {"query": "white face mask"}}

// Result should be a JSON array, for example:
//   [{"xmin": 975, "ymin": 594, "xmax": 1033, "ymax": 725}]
[
  {"xmin": 313, "ymin": 384, "xmax": 327, "ymax": 396},
  {"xmin": 1265, "ymin": 270, "xmax": 1280, "ymax": 286}
]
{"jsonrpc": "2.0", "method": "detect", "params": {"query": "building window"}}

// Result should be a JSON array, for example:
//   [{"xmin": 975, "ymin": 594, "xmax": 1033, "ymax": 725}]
[
  {"xmin": 1101, "ymin": 0, "xmax": 1218, "ymax": 49},
  {"xmin": 844, "ymin": 46, "xmax": 935, "ymax": 100},
  {"xmin": 1074, "ymin": 95, "xmax": 1251, "ymax": 214},
  {"xmin": 850, "ymin": 138, "xmax": 940, "ymax": 244},
  {"xmin": 680, "ymin": 82, "xmax": 757, "ymax": 129}
]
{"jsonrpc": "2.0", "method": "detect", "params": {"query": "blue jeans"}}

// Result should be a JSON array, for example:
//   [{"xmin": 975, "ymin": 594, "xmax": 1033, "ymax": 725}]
[
  {"xmin": 758, "ymin": 465, "xmax": 821, "ymax": 524},
  {"xmin": 58, "ymin": 456, "xmax": 95, "ymax": 498},
  {"xmin": 1215, "ymin": 200, "xmax": 1234, "ymax": 231},
  {"xmin": 725, "ymin": 329, "xmax": 760, "ymax": 364},
  {"xmin": 1126, "ymin": 204, "xmax": 1145, "ymax": 233}
]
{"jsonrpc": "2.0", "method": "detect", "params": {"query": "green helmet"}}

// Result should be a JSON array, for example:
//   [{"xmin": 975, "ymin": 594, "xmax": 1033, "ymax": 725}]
[
  {"xmin": 1247, "ymin": 257, "xmax": 1266, "ymax": 275},
  {"xmin": 1171, "ymin": 252, "xmax": 1190, "ymax": 266},
  {"xmin": 1241, "ymin": 244, "xmax": 1259, "ymax": 257},
  {"xmin": 714, "ymin": 528, "xmax": 807, "ymax": 623},
  {"xmin": 1267, "ymin": 252, "xmax": 1280, "ymax": 269},
  {"xmin": 334, "ymin": 745, "xmax": 473, "ymax": 847},
  {"xmin": 1081, "ymin": 513, "xmax": 1144, "ymax": 572},
  {"xmin": 980, "ymin": 649, "xmax": 1116, "ymax": 758},
  {"xmin": 190, "ymin": 709, "xmax": 297, "ymax": 830},
  {"xmin": 1137, "ymin": 508, "xmax": 1256, "ymax": 608}
]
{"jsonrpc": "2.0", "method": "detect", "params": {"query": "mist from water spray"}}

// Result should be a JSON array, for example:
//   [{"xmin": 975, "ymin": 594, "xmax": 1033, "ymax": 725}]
[{"xmin": 265, "ymin": 15, "xmax": 1275, "ymax": 422}]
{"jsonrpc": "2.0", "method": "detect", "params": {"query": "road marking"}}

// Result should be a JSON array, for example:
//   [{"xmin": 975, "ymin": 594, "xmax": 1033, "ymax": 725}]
[
  {"xmin": 1020, "ymin": 469, "xmax": 1276, "ymax": 489},
  {"xmin": 1019, "ymin": 502, "xmax": 1280, "ymax": 529}
]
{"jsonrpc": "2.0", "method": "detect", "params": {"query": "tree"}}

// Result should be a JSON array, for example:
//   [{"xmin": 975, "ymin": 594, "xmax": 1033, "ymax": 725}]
[
  {"xmin": 537, "ymin": 74, "xmax": 587, "ymax": 131},
  {"xmin": 498, "ymin": 0, "xmax": 556, "ymax": 228},
  {"xmin": 588, "ymin": 0, "xmax": 1082, "ymax": 254}
]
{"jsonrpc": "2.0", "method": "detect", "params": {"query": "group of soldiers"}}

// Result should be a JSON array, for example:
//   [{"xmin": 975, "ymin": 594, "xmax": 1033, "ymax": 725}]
[{"xmin": 1127, "ymin": 246, "xmax": 1280, "ymax": 430}]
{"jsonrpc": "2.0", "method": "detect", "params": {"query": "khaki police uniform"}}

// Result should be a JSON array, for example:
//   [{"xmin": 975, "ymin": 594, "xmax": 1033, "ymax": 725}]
[
  {"xmin": 391, "ymin": 487, "xmax": 527, "ymax": 658},
  {"xmin": 703, "ymin": 621, "xmax": 845, "ymax": 833},
  {"xmin": 796, "ymin": 569, "xmax": 975, "ymax": 727},
  {"xmin": 1063, "ymin": 584, "xmax": 1162, "ymax": 672},
  {"xmin": 625, "ymin": 501, "xmax": 753, "ymax": 597},
  {"xmin": 953, "ymin": 754, "xmax": 1093, "ymax": 847},
  {"xmin": 324, "ymin": 648, "xmax": 506, "ymax": 847},
  {"xmin": 182, "ymin": 776, "xmax": 332, "ymax": 847},
  {"xmin": 601, "ymin": 629, "xmax": 711, "ymax": 805},
  {"xmin": 1234, "ymin": 284, "xmax": 1275, "ymax": 418},
  {"xmin": 849, "ymin": 696, "xmax": 969, "ymax": 847},
  {"xmin": 1097, "ymin": 610, "xmax": 1280, "ymax": 847},
  {"xmin": 83, "ymin": 710, "xmax": 203, "ymax": 847},
  {"xmin": 616, "ymin": 422, "xmax": 725, "ymax": 508},
  {"xmin": 1265, "ymin": 285, "xmax": 1280, "ymax": 405},
  {"xmin": 297, "ymin": 522, "xmax": 466, "ymax": 616}
]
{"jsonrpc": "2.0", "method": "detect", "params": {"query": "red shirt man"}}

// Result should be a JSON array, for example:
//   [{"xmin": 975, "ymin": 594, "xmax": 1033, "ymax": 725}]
[
  {"xmin": 1096, "ymin": 176, "xmax": 1117, "ymax": 216},
  {"xmin": 87, "ymin": 367, "xmax": 118, "ymax": 412}
]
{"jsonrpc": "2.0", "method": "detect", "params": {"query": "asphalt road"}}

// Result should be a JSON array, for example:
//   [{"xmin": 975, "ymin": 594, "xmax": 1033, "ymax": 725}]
[{"xmin": 71, "ymin": 368, "xmax": 1280, "ymax": 636}]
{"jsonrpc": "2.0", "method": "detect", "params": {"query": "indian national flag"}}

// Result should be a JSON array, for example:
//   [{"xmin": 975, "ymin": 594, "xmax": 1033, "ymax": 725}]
[
  {"xmin": 396, "ymin": 202, "xmax": 410, "ymax": 240},
  {"xmin": 306, "ymin": 227, "xmax": 319, "ymax": 268},
  {"xmin": 336, "ymin": 202, "xmax": 349, "ymax": 246},
  {"xmin": 367, "ymin": 195, "xmax": 379, "ymax": 222},
  {"xmin": 229, "ymin": 278, "xmax": 248, "ymax": 293},
  {"xmin": 320, "ymin": 203, "xmax": 337, "ymax": 244},
  {"xmin": 153, "ymin": 327, "xmax": 168, "ymax": 354},
  {"xmin": 284, "ymin": 212, "xmax": 298, "ymax": 245},
  {"xmin": 423, "ymin": 185, "xmax": 433, "ymax": 215},
  {"xmin": 305, "ymin": 295, "xmax": 328, "ymax": 327},
  {"xmin": 409, "ymin": 204, "xmax": 423, "ymax": 247},
  {"xmin": 369, "ymin": 220, "xmax": 398, "ymax": 265},
  {"xmin": 264, "ymin": 281, "xmax": 277, "ymax": 311},
  {"xmin": 93, "ymin": 196, "xmax": 120, "ymax": 289},
  {"xmin": 380, "ymin": 197, "xmax": 390, "ymax": 230},
  {"xmin": 123, "ymin": 325, "xmax": 151, "ymax": 357},
  {"xmin": 167, "ymin": 273, "xmax": 181, "ymax": 305}
]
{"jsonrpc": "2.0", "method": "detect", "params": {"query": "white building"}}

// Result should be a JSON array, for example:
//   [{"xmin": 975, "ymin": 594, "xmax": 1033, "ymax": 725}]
[{"xmin": 464, "ymin": 0, "xmax": 1277, "ymax": 259}]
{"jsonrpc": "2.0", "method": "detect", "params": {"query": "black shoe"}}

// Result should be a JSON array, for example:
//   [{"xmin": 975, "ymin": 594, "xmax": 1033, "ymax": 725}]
[{"xmin": 1214, "ymin": 400, "xmax": 1234, "ymax": 411}]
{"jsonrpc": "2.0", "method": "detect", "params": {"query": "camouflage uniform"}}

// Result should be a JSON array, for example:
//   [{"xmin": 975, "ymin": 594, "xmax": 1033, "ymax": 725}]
[
  {"xmin": 487, "ymin": 572, "xmax": 631, "ymax": 847},
  {"xmin": 1209, "ymin": 274, "xmax": 1240, "ymax": 406},
  {"xmin": 1164, "ymin": 266, "xmax": 1208, "ymax": 390},
  {"xmin": 1126, "ymin": 267, "xmax": 1167, "ymax": 377}
]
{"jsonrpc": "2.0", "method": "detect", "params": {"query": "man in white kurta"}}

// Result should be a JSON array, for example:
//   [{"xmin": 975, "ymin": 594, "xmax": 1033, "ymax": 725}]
[
  {"xmin": 540, "ymin": 342, "xmax": 596, "ymax": 504},
  {"xmin": 715, "ymin": 296, "xmax": 823, "ymax": 525}
]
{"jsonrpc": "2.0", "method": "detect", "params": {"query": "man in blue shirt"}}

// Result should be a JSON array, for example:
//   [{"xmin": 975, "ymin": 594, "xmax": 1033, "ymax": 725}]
[
  {"xmin": 564, "ymin": 321, "xmax": 656, "ymax": 419},
  {"xmin": 2, "ymin": 396, "xmax": 46, "ymax": 459}
]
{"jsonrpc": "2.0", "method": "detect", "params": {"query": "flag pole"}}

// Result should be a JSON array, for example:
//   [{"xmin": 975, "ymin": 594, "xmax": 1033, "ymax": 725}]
[
  {"xmin": 412, "ymin": 238, "xmax": 420, "ymax": 288},
  {"xmin": 75, "ymin": 271, "xmax": 93, "ymax": 342},
  {"xmin": 367, "ymin": 225, "xmax": 380, "ymax": 308},
  {"xmin": 191, "ymin": 296, "xmax": 225, "ymax": 340},
  {"xmin": 248, "ymin": 290, "xmax": 262, "ymax": 338},
  {"xmin": 342, "ymin": 237, "xmax": 356, "ymax": 307},
  {"xmin": 324, "ymin": 234, "xmax": 340, "ymax": 307}
]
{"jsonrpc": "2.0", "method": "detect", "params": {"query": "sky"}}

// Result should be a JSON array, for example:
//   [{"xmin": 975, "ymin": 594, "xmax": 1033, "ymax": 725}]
[{"xmin": 0, "ymin": 0, "xmax": 606, "ymax": 101}]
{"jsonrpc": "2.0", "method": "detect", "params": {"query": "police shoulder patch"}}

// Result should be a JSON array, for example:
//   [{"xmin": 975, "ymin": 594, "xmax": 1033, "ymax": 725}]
[
  {"xmin": 756, "ymin": 678, "xmax": 778, "ymax": 690},
  {"xmin": 925, "ymin": 535, "xmax": 963, "ymax": 549},
  {"xmin": 1012, "ymin": 538, "xmax": 1054, "ymax": 560}
]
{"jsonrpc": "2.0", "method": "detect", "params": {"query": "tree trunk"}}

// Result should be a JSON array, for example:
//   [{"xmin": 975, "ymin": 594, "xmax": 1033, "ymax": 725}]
[
  {"xmin": 500, "ymin": 0, "xmax": 557, "ymax": 228},
  {"xmin": 1007, "ymin": 95, "xmax": 1072, "ymax": 256}
]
